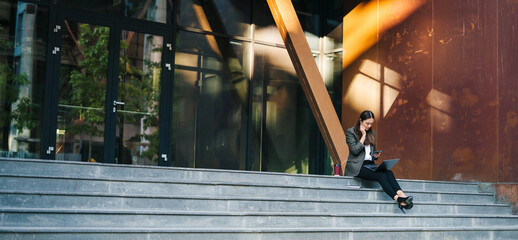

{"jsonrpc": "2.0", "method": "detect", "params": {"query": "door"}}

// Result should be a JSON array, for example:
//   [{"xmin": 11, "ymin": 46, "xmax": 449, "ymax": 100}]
[
  {"xmin": 42, "ymin": 9, "xmax": 173, "ymax": 165},
  {"xmin": 114, "ymin": 29, "xmax": 166, "ymax": 165}
]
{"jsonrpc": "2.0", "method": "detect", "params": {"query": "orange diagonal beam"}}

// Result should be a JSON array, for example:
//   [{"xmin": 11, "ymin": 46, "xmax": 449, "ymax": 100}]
[{"xmin": 267, "ymin": 0, "xmax": 347, "ymax": 172}]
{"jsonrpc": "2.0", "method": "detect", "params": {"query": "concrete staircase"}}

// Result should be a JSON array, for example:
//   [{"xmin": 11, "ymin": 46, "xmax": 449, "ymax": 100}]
[{"xmin": 0, "ymin": 158, "xmax": 517, "ymax": 240}]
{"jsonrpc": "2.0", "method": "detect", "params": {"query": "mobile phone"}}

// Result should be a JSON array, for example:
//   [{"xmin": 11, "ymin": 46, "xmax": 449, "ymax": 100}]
[{"xmin": 371, "ymin": 150, "xmax": 382, "ymax": 156}]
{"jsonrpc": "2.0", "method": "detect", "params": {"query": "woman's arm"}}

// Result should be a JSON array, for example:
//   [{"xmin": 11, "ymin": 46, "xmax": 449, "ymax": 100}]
[{"xmin": 346, "ymin": 129, "xmax": 364, "ymax": 155}]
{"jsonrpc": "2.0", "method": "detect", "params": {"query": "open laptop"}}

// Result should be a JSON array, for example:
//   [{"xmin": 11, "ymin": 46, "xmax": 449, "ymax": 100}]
[{"xmin": 363, "ymin": 159, "xmax": 400, "ymax": 172}]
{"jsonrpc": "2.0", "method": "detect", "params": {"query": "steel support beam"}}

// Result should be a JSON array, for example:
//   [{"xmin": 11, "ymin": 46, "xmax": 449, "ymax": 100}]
[{"xmin": 267, "ymin": 0, "xmax": 348, "ymax": 174}]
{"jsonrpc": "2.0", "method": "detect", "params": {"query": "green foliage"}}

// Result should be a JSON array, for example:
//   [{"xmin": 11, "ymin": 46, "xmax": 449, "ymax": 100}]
[
  {"xmin": 0, "ymin": 26, "xmax": 12, "ymax": 50},
  {"xmin": 0, "ymin": 26, "xmax": 38, "ymax": 133},
  {"xmin": 118, "ymin": 38, "xmax": 161, "ymax": 161},
  {"xmin": 67, "ymin": 24, "xmax": 109, "ymax": 137},
  {"xmin": 10, "ymin": 96, "xmax": 39, "ymax": 131},
  {"xmin": 68, "ymin": 24, "xmax": 161, "ymax": 161}
]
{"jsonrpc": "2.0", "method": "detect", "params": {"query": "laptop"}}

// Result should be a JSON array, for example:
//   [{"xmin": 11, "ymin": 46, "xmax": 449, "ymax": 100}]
[{"xmin": 363, "ymin": 159, "xmax": 400, "ymax": 172}]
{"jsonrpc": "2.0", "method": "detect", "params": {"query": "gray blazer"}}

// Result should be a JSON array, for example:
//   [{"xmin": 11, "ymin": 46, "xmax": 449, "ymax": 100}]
[{"xmin": 344, "ymin": 127, "xmax": 377, "ymax": 176}]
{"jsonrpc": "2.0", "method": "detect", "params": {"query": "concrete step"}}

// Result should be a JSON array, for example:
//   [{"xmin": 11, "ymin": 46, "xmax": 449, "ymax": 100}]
[
  {"xmin": 0, "ymin": 174, "xmax": 495, "ymax": 204},
  {"xmin": 1, "ymin": 157, "xmax": 515, "ymax": 239},
  {"xmin": 0, "ymin": 191, "xmax": 511, "ymax": 215},
  {"xmin": 0, "ymin": 226, "xmax": 517, "ymax": 240},
  {"xmin": 2, "ymin": 208, "xmax": 518, "ymax": 229},
  {"xmin": 0, "ymin": 158, "xmax": 482, "ymax": 194}
]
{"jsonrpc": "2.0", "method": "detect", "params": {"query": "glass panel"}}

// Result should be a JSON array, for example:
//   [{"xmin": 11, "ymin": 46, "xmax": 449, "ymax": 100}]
[
  {"xmin": 173, "ymin": 31, "xmax": 250, "ymax": 169},
  {"xmin": 323, "ymin": 51, "xmax": 342, "ymax": 175},
  {"xmin": 0, "ymin": 2, "xmax": 48, "ymax": 158},
  {"xmin": 292, "ymin": 0, "xmax": 321, "ymax": 51},
  {"xmin": 55, "ymin": 0, "xmax": 168, "ymax": 23},
  {"xmin": 171, "ymin": 68, "xmax": 196, "ymax": 168},
  {"xmin": 179, "ymin": 0, "xmax": 251, "ymax": 37},
  {"xmin": 116, "ymin": 30, "xmax": 163, "ymax": 165},
  {"xmin": 56, "ymin": 21, "xmax": 109, "ymax": 162},
  {"xmin": 324, "ymin": 6, "xmax": 343, "ymax": 51},
  {"xmin": 125, "ymin": 0, "xmax": 168, "ymax": 23},
  {"xmin": 253, "ymin": 43, "xmax": 310, "ymax": 174},
  {"xmin": 55, "ymin": 0, "xmax": 119, "ymax": 15},
  {"xmin": 252, "ymin": 0, "xmax": 283, "ymax": 45},
  {"xmin": 324, "ymin": 52, "xmax": 343, "ymax": 100},
  {"xmin": 253, "ymin": 0, "xmax": 321, "ymax": 49}
]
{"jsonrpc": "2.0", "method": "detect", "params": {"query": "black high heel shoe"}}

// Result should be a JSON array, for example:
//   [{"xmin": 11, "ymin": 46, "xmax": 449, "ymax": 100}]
[
  {"xmin": 404, "ymin": 201, "xmax": 414, "ymax": 210},
  {"xmin": 397, "ymin": 196, "xmax": 413, "ymax": 214}
]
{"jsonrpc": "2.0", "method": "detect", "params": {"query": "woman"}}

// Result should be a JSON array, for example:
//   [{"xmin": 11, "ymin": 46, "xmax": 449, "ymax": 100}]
[{"xmin": 345, "ymin": 110, "xmax": 413, "ymax": 213}]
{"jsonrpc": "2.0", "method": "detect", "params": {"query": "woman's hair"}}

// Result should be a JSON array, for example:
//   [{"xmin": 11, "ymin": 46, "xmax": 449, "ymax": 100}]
[{"xmin": 354, "ymin": 110, "xmax": 376, "ymax": 146}]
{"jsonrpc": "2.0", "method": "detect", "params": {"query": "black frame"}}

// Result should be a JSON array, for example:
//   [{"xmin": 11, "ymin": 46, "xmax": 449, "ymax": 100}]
[{"xmin": 41, "ymin": 4, "xmax": 175, "ymax": 166}]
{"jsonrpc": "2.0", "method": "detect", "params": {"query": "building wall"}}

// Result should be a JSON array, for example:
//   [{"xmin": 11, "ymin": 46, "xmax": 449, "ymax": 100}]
[
  {"xmin": 0, "ymin": 0, "xmax": 343, "ymax": 175},
  {"xmin": 342, "ymin": 0, "xmax": 518, "ymax": 182}
]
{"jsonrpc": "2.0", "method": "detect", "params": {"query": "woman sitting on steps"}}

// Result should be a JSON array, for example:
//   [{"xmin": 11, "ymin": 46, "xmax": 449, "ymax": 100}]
[{"xmin": 344, "ymin": 110, "xmax": 414, "ymax": 213}]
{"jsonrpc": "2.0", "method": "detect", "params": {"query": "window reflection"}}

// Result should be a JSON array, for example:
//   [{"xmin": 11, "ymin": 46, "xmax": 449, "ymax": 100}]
[
  {"xmin": 324, "ymin": 52, "xmax": 343, "ymax": 102},
  {"xmin": 252, "ymin": 44, "xmax": 310, "ymax": 174},
  {"xmin": 117, "ymin": 31, "xmax": 163, "ymax": 165},
  {"xmin": 179, "ymin": 0, "xmax": 251, "ymax": 37},
  {"xmin": 324, "ymin": 0, "xmax": 343, "ymax": 51},
  {"xmin": 126, "ymin": 0, "xmax": 167, "ymax": 23},
  {"xmin": 173, "ymin": 31, "xmax": 250, "ymax": 169},
  {"xmin": 253, "ymin": 0, "xmax": 322, "ymax": 49},
  {"xmin": 252, "ymin": 0, "xmax": 283, "ymax": 44},
  {"xmin": 322, "ymin": 52, "xmax": 342, "ymax": 173},
  {"xmin": 56, "ymin": 22, "xmax": 109, "ymax": 162},
  {"xmin": 292, "ymin": 0, "xmax": 321, "ymax": 50},
  {"xmin": 173, "ymin": 1, "xmax": 343, "ymax": 174},
  {"xmin": 0, "ymin": 2, "xmax": 47, "ymax": 158},
  {"xmin": 55, "ymin": 0, "xmax": 168, "ymax": 23}
]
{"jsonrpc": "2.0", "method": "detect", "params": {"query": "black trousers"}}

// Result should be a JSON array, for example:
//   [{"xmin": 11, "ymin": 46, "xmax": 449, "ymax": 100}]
[{"xmin": 357, "ymin": 163, "xmax": 402, "ymax": 198}]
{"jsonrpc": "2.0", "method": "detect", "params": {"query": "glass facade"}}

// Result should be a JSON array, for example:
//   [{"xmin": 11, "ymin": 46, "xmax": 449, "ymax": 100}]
[
  {"xmin": 0, "ymin": 1, "xmax": 48, "ymax": 159},
  {"xmin": 173, "ymin": 31, "xmax": 250, "ymax": 169},
  {"xmin": 252, "ymin": 44, "xmax": 310, "ymax": 173},
  {"xmin": 0, "ymin": 0, "xmax": 343, "ymax": 175}
]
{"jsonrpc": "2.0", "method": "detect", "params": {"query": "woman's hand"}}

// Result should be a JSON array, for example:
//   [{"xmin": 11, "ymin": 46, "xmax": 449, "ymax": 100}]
[
  {"xmin": 360, "ymin": 125, "xmax": 366, "ymax": 136},
  {"xmin": 372, "ymin": 152, "xmax": 381, "ymax": 159}
]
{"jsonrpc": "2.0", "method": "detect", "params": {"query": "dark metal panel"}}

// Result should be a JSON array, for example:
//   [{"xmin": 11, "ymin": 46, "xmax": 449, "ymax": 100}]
[
  {"xmin": 157, "ymin": 24, "xmax": 175, "ymax": 166},
  {"xmin": 41, "ymin": 4, "xmax": 59, "ymax": 159},
  {"xmin": 103, "ymin": 25, "xmax": 121, "ymax": 164}
]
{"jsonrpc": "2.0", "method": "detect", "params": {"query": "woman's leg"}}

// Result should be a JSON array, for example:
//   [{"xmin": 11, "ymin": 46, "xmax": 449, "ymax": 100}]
[
  {"xmin": 382, "ymin": 170, "xmax": 410, "ymax": 198},
  {"xmin": 356, "ymin": 167, "xmax": 397, "ymax": 198},
  {"xmin": 382, "ymin": 170, "xmax": 414, "ymax": 210},
  {"xmin": 384, "ymin": 170, "xmax": 403, "ymax": 194}
]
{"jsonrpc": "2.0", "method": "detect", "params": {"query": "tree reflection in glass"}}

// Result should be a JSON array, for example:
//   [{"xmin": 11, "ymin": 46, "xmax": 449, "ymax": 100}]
[
  {"xmin": 57, "ymin": 22, "xmax": 109, "ymax": 162},
  {"xmin": 117, "ymin": 30, "xmax": 162, "ymax": 165}
]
